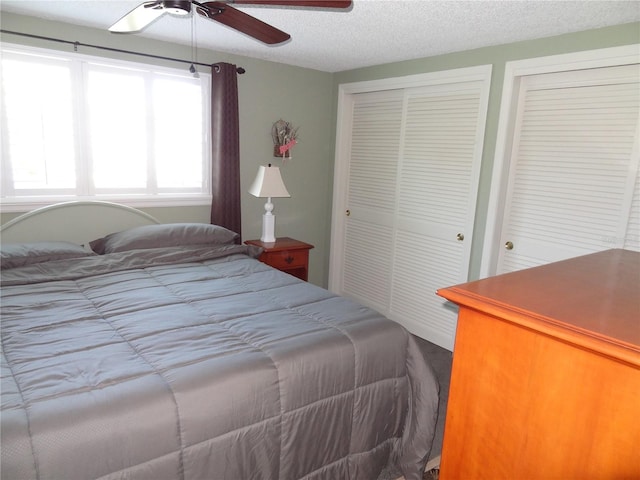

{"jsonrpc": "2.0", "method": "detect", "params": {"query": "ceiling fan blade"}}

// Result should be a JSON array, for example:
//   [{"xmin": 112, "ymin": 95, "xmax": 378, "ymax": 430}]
[
  {"xmin": 198, "ymin": 2, "xmax": 291, "ymax": 45},
  {"xmin": 109, "ymin": 1, "xmax": 167, "ymax": 33},
  {"xmin": 228, "ymin": 0, "xmax": 351, "ymax": 7}
]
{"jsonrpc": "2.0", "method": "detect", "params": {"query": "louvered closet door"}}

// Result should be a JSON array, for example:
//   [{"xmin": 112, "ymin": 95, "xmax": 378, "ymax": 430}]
[
  {"xmin": 341, "ymin": 90, "xmax": 404, "ymax": 315},
  {"xmin": 498, "ymin": 64, "xmax": 640, "ymax": 274},
  {"xmin": 389, "ymin": 84, "xmax": 484, "ymax": 349},
  {"xmin": 337, "ymin": 76, "xmax": 489, "ymax": 351}
]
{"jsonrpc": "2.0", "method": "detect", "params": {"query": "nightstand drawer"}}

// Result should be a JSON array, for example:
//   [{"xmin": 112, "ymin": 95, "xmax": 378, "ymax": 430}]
[
  {"xmin": 262, "ymin": 249, "xmax": 308, "ymax": 269},
  {"xmin": 245, "ymin": 237, "xmax": 314, "ymax": 282}
]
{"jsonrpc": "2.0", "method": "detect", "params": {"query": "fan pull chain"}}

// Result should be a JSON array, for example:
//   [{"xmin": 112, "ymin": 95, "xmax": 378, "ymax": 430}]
[{"xmin": 189, "ymin": 10, "xmax": 199, "ymax": 78}]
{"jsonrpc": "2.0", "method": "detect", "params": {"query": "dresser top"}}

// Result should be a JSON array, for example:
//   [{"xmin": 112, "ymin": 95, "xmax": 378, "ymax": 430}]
[{"xmin": 438, "ymin": 249, "xmax": 640, "ymax": 361}]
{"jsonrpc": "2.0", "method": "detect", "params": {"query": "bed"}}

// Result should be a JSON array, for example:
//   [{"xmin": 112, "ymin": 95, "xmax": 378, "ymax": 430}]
[{"xmin": 1, "ymin": 201, "xmax": 439, "ymax": 480}]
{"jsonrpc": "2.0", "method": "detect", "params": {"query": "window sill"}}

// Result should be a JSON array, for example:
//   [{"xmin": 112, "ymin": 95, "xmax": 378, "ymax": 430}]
[{"xmin": 0, "ymin": 195, "xmax": 212, "ymax": 213}]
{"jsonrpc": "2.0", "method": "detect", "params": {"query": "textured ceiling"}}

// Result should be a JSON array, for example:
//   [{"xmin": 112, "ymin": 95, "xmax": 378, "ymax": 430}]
[{"xmin": 1, "ymin": 0, "xmax": 639, "ymax": 72}]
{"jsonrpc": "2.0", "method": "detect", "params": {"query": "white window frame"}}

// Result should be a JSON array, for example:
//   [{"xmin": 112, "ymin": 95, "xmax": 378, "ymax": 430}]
[{"xmin": 0, "ymin": 42, "xmax": 212, "ymax": 212}]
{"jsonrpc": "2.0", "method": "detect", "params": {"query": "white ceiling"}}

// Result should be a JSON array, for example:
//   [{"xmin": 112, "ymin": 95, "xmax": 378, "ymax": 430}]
[{"xmin": 1, "ymin": 0, "xmax": 639, "ymax": 72}]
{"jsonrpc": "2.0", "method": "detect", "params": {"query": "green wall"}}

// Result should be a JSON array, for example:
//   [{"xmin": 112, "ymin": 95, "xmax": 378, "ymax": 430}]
[
  {"xmin": 331, "ymin": 22, "xmax": 640, "ymax": 280},
  {"xmin": 2, "ymin": 13, "xmax": 639, "ymax": 286}
]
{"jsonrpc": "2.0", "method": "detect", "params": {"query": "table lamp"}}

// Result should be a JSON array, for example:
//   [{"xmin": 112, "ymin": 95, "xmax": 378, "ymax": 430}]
[{"xmin": 248, "ymin": 164, "xmax": 290, "ymax": 243}]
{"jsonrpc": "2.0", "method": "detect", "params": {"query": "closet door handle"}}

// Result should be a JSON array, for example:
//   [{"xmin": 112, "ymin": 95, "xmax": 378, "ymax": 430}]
[
  {"xmin": 456, "ymin": 233, "xmax": 464, "ymax": 241},
  {"xmin": 505, "ymin": 241, "xmax": 514, "ymax": 250}
]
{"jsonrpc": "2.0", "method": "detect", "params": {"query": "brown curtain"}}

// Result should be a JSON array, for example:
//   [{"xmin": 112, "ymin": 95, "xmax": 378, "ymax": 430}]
[{"xmin": 210, "ymin": 62, "xmax": 242, "ymax": 241}]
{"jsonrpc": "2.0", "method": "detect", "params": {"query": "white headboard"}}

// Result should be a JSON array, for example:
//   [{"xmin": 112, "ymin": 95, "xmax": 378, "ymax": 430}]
[{"xmin": 0, "ymin": 201, "xmax": 160, "ymax": 245}]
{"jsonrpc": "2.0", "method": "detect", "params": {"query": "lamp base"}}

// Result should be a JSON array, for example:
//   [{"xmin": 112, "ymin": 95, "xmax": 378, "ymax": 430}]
[{"xmin": 261, "ymin": 213, "xmax": 276, "ymax": 243}]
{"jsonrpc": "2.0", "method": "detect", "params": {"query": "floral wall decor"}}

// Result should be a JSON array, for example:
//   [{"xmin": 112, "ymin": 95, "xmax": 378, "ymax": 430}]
[{"xmin": 272, "ymin": 119, "xmax": 299, "ymax": 159}]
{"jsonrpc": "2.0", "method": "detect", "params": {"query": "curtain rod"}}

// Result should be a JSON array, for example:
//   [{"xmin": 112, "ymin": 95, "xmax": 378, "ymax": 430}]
[{"xmin": 0, "ymin": 29, "xmax": 246, "ymax": 73}]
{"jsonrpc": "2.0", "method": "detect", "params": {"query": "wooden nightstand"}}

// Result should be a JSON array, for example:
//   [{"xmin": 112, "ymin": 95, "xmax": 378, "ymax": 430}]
[{"xmin": 245, "ymin": 237, "xmax": 314, "ymax": 281}]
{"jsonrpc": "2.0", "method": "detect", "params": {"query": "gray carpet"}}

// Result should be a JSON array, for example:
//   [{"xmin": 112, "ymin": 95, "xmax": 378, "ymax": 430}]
[{"xmin": 377, "ymin": 335, "xmax": 452, "ymax": 480}]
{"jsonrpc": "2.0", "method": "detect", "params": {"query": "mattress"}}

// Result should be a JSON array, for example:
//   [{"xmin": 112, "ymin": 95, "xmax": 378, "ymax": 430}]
[{"xmin": 1, "ymin": 243, "xmax": 439, "ymax": 480}]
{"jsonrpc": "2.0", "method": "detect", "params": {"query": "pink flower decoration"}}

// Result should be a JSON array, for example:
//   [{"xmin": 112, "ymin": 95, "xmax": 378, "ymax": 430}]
[{"xmin": 279, "ymin": 139, "xmax": 297, "ymax": 155}]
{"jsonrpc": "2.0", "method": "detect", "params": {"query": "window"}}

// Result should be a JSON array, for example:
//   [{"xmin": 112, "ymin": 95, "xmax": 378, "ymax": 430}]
[{"xmin": 1, "ymin": 44, "xmax": 211, "ymax": 210}]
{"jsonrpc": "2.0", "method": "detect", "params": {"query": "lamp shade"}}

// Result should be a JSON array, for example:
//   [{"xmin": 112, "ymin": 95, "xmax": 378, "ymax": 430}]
[{"xmin": 248, "ymin": 165, "xmax": 290, "ymax": 198}]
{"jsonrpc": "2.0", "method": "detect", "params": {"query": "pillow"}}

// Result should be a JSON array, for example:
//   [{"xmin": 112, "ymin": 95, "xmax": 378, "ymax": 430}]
[
  {"xmin": 0, "ymin": 241, "xmax": 95, "ymax": 270},
  {"xmin": 89, "ymin": 223, "xmax": 239, "ymax": 254}
]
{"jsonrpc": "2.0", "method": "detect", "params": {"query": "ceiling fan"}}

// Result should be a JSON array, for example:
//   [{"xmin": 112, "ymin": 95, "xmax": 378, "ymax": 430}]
[{"xmin": 109, "ymin": 0, "xmax": 352, "ymax": 45}]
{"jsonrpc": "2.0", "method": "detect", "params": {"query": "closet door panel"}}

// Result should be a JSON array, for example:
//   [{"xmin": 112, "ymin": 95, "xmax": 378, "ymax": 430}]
[
  {"xmin": 390, "ymin": 84, "xmax": 486, "ymax": 348},
  {"xmin": 391, "ymin": 231, "xmax": 464, "ymax": 349},
  {"xmin": 499, "ymin": 65, "xmax": 640, "ymax": 274},
  {"xmin": 341, "ymin": 90, "xmax": 403, "ymax": 312},
  {"xmin": 399, "ymin": 89, "xmax": 479, "ymax": 227},
  {"xmin": 343, "ymin": 218, "xmax": 394, "ymax": 313},
  {"xmin": 398, "ymin": 86, "xmax": 482, "ymax": 236}
]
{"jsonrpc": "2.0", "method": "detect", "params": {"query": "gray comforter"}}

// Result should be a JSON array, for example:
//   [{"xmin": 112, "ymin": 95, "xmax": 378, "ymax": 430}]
[{"xmin": 1, "ymin": 245, "xmax": 439, "ymax": 480}]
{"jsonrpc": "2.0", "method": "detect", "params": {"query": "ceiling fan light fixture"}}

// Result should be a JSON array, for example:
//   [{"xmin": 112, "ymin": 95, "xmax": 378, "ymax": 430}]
[{"xmin": 163, "ymin": 0, "xmax": 192, "ymax": 15}]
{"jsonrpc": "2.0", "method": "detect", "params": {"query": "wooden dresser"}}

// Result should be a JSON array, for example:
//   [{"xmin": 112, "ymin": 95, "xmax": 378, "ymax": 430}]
[{"xmin": 437, "ymin": 249, "xmax": 640, "ymax": 479}]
